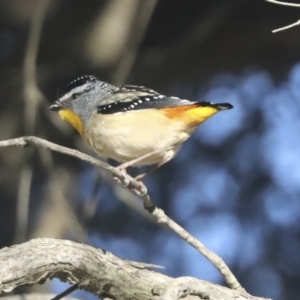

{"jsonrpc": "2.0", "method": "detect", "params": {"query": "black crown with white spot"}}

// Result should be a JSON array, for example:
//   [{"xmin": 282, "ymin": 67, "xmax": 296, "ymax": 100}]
[{"xmin": 60, "ymin": 75, "xmax": 97, "ymax": 98}]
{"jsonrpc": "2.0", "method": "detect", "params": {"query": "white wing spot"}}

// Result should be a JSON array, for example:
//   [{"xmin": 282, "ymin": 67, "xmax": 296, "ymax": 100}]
[
  {"xmin": 145, "ymin": 98, "xmax": 150, "ymax": 101},
  {"xmin": 171, "ymin": 96, "xmax": 179, "ymax": 99},
  {"xmin": 180, "ymin": 99, "xmax": 190, "ymax": 104},
  {"xmin": 138, "ymin": 100, "xmax": 142, "ymax": 103},
  {"xmin": 158, "ymin": 95, "xmax": 164, "ymax": 99}
]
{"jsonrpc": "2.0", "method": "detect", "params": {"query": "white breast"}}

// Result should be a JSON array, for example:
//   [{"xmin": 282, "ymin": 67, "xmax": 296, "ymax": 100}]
[{"xmin": 84, "ymin": 109, "xmax": 193, "ymax": 166}]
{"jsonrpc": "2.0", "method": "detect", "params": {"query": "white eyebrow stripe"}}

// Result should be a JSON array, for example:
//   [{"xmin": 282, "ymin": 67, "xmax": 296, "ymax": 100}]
[{"xmin": 59, "ymin": 83, "xmax": 90, "ymax": 101}]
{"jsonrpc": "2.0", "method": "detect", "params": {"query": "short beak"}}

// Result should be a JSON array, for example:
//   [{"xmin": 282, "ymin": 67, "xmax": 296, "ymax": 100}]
[{"xmin": 49, "ymin": 101, "xmax": 62, "ymax": 111}]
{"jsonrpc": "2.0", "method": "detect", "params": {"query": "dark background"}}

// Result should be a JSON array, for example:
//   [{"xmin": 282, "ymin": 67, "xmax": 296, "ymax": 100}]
[{"xmin": 1, "ymin": 1, "xmax": 300, "ymax": 299}]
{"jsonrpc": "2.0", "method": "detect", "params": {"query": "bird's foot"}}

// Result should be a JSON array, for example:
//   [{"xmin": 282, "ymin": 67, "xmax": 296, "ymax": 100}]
[
  {"xmin": 134, "ymin": 180, "xmax": 148, "ymax": 197},
  {"xmin": 114, "ymin": 166, "xmax": 130, "ymax": 187},
  {"xmin": 114, "ymin": 166, "xmax": 148, "ymax": 196}
]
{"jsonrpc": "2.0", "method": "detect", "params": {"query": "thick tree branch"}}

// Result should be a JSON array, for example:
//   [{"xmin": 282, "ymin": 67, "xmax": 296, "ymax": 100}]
[
  {"xmin": 0, "ymin": 136, "xmax": 243, "ymax": 292},
  {"xmin": 0, "ymin": 239, "xmax": 270, "ymax": 300},
  {"xmin": 0, "ymin": 293, "xmax": 80, "ymax": 300}
]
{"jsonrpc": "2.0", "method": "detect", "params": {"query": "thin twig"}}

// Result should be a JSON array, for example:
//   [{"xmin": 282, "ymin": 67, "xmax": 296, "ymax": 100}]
[
  {"xmin": 272, "ymin": 18, "xmax": 300, "ymax": 32},
  {"xmin": 265, "ymin": 0, "xmax": 300, "ymax": 7},
  {"xmin": 50, "ymin": 283, "xmax": 79, "ymax": 300},
  {"xmin": 147, "ymin": 207, "xmax": 246, "ymax": 293},
  {"xmin": 0, "ymin": 136, "xmax": 244, "ymax": 292},
  {"xmin": 0, "ymin": 136, "xmax": 148, "ymax": 199},
  {"xmin": 265, "ymin": 0, "xmax": 300, "ymax": 32}
]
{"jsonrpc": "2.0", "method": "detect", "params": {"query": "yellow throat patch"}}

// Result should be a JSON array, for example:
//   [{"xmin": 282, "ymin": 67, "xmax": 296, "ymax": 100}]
[{"xmin": 58, "ymin": 109, "xmax": 84, "ymax": 136}]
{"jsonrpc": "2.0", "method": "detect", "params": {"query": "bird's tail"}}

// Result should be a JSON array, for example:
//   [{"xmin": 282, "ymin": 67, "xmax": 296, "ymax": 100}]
[{"xmin": 163, "ymin": 101, "xmax": 233, "ymax": 128}]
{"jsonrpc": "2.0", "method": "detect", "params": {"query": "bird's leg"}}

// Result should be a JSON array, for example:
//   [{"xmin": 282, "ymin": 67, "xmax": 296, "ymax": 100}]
[
  {"xmin": 114, "ymin": 148, "xmax": 163, "ymax": 195},
  {"xmin": 117, "ymin": 148, "xmax": 162, "ymax": 170},
  {"xmin": 114, "ymin": 166, "xmax": 147, "ymax": 196},
  {"xmin": 134, "ymin": 165, "xmax": 157, "ymax": 181},
  {"xmin": 135, "ymin": 154, "xmax": 173, "ymax": 181}
]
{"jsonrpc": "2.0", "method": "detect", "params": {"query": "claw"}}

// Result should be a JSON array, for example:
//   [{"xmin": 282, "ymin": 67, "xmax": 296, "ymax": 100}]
[
  {"xmin": 114, "ymin": 165, "xmax": 148, "ymax": 196},
  {"xmin": 127, "ymin": 181, "xmax": 147, "ymax": 196},
  {"xmin": 113, "ymin": 175, "xmax": 130, "ymax": 187},
  {"xmin": 137, "ymin": 181, "xmax": 147, "ymax": 196},
  {"xmin": 114, "ymin": 166, "xmax": 130, "ymax": 187}
]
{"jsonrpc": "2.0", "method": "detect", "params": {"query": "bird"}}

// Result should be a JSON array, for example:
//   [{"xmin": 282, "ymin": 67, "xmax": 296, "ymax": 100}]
[{"xmin": 49, "ymin": 75, "xmax": 233, "ymax": 187}]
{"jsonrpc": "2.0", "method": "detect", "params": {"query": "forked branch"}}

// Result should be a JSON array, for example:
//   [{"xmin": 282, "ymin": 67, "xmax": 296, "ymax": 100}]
[{"xmin": 0, "ymin": 136, "xmax": 243, "ymax": 292}]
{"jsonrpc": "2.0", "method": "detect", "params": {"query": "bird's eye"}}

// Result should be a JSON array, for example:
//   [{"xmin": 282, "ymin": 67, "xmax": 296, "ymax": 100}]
[{"xmin": 71, "ymin": 93, "xmax": 80, "ymax": 100}]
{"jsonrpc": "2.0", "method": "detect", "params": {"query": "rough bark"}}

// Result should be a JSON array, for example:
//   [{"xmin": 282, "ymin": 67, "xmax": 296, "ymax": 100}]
[
  {"xmin": 0, "ymin": 238, "xmax": 270, "ymax": 300},
  {"xmin": 0, "ymin": 294, "xmax": 79, "ymax": 300}
]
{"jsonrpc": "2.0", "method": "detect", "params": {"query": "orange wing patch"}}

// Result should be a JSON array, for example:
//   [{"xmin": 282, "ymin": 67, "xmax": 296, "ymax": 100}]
[{"xmin": 162, "ymin": 105, "xmax": 219, "ymax": 128}]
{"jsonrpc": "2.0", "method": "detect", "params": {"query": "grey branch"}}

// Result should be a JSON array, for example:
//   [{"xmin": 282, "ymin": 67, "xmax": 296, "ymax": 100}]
[
  {"xmin": 0, "ymin": 238, "xmax": 270, "ymax": 300},
  {"xmin": 0, "ymin": 136, "xmax": 242, "ymax": 292},
  {"xmin": 0, "ymin": 136, "xmax": 145, "ymax": 195},
  {"xmin": 0, "ymin": 294, "xmax": 80, "ymax": 300}
]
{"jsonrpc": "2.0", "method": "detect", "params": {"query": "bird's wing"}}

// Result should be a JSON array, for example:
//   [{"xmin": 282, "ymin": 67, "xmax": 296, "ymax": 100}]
[{"xmin": 97, "ymin": 85, "xmax": 199, "ymax": 114}]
